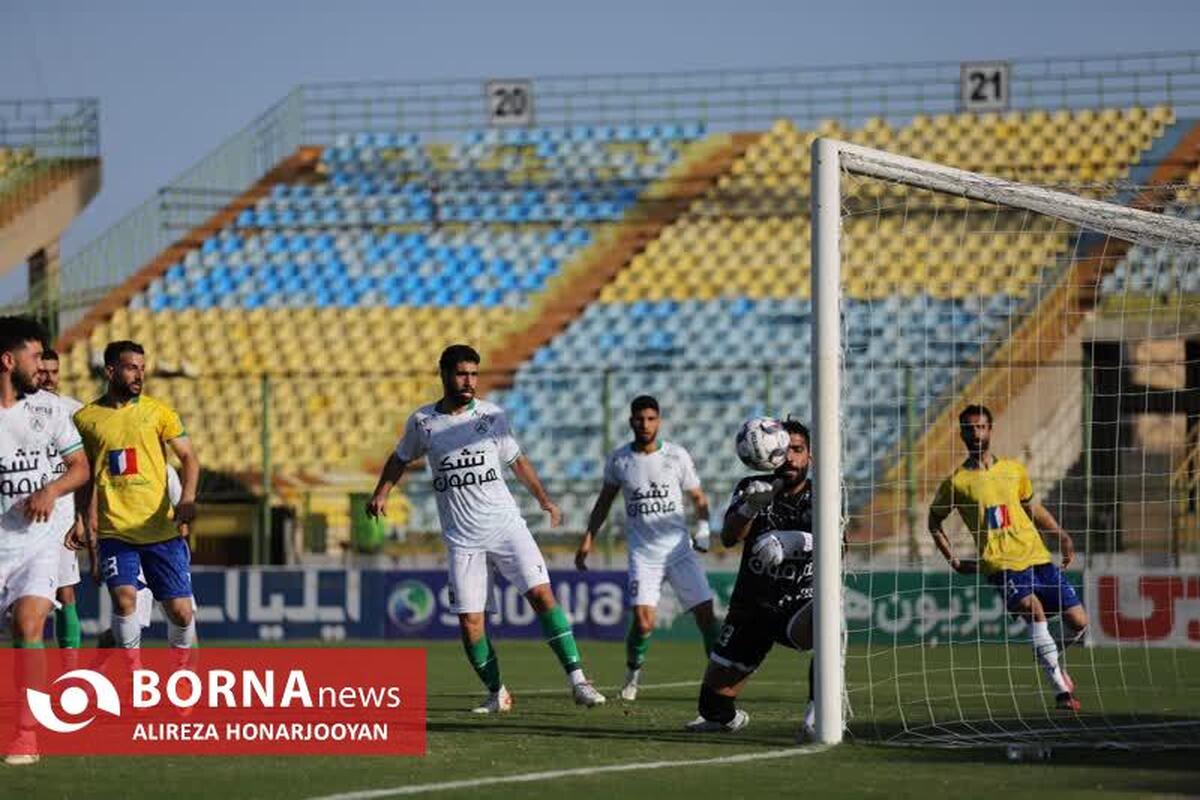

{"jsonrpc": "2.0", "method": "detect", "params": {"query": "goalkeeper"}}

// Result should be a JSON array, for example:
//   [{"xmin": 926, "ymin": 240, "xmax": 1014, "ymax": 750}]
[
  {"xmin": 684, "ymin": 419, "xmax": 816, "ymax": 740},
  {"xmin": 928, "ymin": 404, "xmax": 1088, "ymax": 711}
]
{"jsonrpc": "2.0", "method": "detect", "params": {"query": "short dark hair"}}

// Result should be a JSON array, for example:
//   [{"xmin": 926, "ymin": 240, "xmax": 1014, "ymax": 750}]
[
  {"xmin": 782, "ymin": 418, "xmax": 810, "ymax": 445},
  {"xmin": 104, "ymin": 340, "xmax": 145, "ymax": 368},
  {"xmin": 0, "ymin": 316, "xmax": 48, "ymax": 356},
  {"xmin": 959, "ymin": 404, "xmax": 993, "ymax": 426},
  {"xmin": 41, "ymin": 347, "xmax": 59, "ymax": 362},
  {"xmin": 439, "ymin": 344, "xmax": 480, "ymax": 373},
  {"xmin": 630, "ymin": 395, "xmax": 659, "ymax": 415}
]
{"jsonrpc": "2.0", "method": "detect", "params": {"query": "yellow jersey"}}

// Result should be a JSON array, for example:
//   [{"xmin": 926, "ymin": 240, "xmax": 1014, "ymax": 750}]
[
  {"xmin": 928, "ymin": 457, "xmax": 1051, "ymax": 574},
  {"xmin": 73, "ymin": 394, "xmax": 187, "ymax": 544}
]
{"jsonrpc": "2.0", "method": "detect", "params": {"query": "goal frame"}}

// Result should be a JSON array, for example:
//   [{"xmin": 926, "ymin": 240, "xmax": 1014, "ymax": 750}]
[{"xmin": 808, "ymin": 137, "xmax": 1200, "ymax": 746}]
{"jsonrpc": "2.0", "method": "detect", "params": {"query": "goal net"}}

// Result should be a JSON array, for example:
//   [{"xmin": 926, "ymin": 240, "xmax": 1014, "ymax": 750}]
[{"xmin": 811, "ymin": 139, "xmax": 1200, "ymax": 749}]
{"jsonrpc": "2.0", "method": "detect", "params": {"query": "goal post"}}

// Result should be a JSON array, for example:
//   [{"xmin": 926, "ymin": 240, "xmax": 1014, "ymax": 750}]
[{"xmin": 810, "ymin": 137, "xmax": 1200, "ymax": 748}]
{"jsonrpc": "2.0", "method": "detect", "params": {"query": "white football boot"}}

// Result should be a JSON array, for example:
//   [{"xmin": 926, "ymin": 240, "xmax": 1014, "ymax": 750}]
[
  {"xmin": 471, "ymin": 685, "xmax": 513, "ymax": 714},
  {"xmin": 619, "ymin": 667, "xmax": 641, "ymax": 701},
  {"xmin": 573, "ymin": 681, "xmax": 607, "ymax": 707}
]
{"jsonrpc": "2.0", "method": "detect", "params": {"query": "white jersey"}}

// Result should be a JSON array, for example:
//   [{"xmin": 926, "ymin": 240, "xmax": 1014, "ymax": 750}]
[
  {"xmin": 0, "ymin": 393, "xmax": 83, "ymax": 562},
  {"xmin": 395, "ymin": 399, "xmax": 526, "ymax": 549},
  {"xmin": 36, "ymin": 391, "xmax": 84, "ymax": 539},
  {"xmin": 603, "ymin": 440, "xmax": 700, "ymax": 563}
]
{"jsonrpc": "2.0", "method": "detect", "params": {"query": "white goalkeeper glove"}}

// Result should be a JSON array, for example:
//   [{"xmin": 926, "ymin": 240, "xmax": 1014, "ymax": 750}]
[
  {"xmin": 750, "ymin": 530, "xmax": 813, "ymax": 569},
  {"xmin": 692, "ymin": 519, "xmax": 711, "ymax": 553},
  {"xmin": 735, "ymin": 480, "xmax": 776, "ymax": 519},
  {"xmin": 751, "ymin": 533, "xmax": 785, "ymax": 568}
]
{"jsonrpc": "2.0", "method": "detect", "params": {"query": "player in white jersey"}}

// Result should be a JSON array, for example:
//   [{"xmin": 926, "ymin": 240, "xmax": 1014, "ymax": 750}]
[
  {"xmin": 35, "ymin": 348, "xmax": 86, "ymax": 656},
  {"xmin": 576, "ymin": 395, "xmax": 719, "ymax": 700},
  {"xmin": 368, "ymin": 344, "xmax": 605, "ymax": 712},
  {"xmin": 0, "ymin": 318, "xmax": 90, "ymax": 765}
]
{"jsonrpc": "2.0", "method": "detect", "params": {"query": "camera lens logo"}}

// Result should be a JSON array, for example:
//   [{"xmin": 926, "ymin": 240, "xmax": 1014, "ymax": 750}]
[
  {"xmin": 386, "ymin": 579, "xmax": 435, "ymax": 633},
  {"xmin": 27, "ymin": 669, "xmax": 121, "ymax": 733}
]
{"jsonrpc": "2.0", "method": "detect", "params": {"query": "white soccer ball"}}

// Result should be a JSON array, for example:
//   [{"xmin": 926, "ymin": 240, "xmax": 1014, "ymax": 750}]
[{"xmin": 735, "ymin": 417, "xmax": 790, "ymax": 472}]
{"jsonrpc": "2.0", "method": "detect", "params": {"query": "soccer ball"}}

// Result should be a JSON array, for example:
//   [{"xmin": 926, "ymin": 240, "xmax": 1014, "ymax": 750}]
[{"xmin": 735, "ymin": 417, "xmax": 790, "ymax": 472}]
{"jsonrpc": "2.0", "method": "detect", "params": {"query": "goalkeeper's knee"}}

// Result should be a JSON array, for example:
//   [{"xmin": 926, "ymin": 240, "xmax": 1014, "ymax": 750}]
[
  {"xmin": 1063, "ymin": 623, "xmax": 1088, "ymax": 648},
  {"xmin": 699, "ymin": 684, "xmax": 736, "ymax": 724}
]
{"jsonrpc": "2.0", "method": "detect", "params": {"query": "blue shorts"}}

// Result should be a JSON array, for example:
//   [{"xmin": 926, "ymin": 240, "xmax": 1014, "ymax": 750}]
[
  {"xmin": 99, "ymin": 537, "xmax": 193, "ymax": 601},
  {"xmin": 988, "ymin": 563, "xmax": 1081, "ymax": 615}
]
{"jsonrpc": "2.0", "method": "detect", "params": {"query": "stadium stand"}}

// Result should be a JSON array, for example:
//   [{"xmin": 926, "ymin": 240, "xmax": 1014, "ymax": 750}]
[
  {"xmin": 481, "ymin": 107, "xmax": 1179, "ymax": 529},
  {"xmin": 48, "ymin": 99, "xmax": 1195, "ymax": 543},
  {"xmin": 54, "ymin": 124, "xmax": 717, "ymax": 535}
]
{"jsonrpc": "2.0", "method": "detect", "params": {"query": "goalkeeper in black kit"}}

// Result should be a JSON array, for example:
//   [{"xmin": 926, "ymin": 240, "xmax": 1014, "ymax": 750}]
[{"xmin": 684, "ymin": 419, "xmax": 816, "ymax": 741}]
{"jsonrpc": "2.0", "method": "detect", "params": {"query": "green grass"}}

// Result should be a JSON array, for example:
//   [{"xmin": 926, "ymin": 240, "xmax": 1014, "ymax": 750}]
[{"xmin": 1, "ymin": 640, "xmax": 1197, "ymax": 799}]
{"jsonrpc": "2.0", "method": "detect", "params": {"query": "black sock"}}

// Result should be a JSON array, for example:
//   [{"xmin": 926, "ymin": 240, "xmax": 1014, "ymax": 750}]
[{"xmin": 699, "ymin": 684, "xmax": 736, "ymax": 724}]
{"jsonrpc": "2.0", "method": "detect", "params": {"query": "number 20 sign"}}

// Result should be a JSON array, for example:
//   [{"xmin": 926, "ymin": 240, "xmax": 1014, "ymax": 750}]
[
  {"xmin": 960, "ymin": 61, "xmax": 1010, "ymax": 113},
  {"xmin": 485, "ymin": 80, "xmax": 534, "ymax": 127}
]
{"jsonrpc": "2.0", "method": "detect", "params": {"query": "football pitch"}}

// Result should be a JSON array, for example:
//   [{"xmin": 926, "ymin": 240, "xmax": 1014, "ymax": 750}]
[{"xmin": 0, "ymin": 640, "xmax": 1196, "ymax": 799}]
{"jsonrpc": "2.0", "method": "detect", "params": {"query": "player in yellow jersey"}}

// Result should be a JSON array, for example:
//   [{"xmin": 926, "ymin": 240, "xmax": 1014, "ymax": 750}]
[
  {"xmin": 70, "ymin": 341, "xmax": 201, "ymax": 653},
  {"xmin": 928, "ymin": 405, "xmax": 1089, "ymax": 711}
]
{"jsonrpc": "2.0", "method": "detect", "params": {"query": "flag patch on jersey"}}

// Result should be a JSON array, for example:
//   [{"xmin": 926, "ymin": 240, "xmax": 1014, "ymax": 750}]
[
  {"xmin": 985, "ymin": 504, "xmax": 1011, "ymax": 529},
  {"xmin": 107, "ymin": 448, "xmax": 139, "ymax": 476}
]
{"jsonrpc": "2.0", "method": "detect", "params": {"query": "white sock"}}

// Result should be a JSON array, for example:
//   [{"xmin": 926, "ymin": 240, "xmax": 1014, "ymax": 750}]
[
  {"xmin": 167, "ymin": 616, "xmax": 197, "ymax": 649},
  {"xmin": 112, "ymin": 613, "xmax": 141, "ymax": 649},
  {"xmin": 1030, "ymin": 621, "xmax": 1070, "ymax": 694},
  {"xmin": 567, "ymin": 668, "xmax": 587, "ymax": 687}
]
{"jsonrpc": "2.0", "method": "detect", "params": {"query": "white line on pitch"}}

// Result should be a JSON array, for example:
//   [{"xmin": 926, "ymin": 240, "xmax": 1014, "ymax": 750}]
[
  {"xmin": 305, "ymin": 744, "xmax": 829, "ymax": 800},
  {"xmin": 429, "ymin": 679, "xmax": 796, "ymax": 697}
]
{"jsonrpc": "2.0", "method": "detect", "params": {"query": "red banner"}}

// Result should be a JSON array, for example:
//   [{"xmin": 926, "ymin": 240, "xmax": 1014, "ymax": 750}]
[
  {"xmin": 0, "ymin": 648, "xmax": 426, "ymax": 755},
  {"xmin": 1085, "ymin": 571, "xmax": 1200, "ymax": 647}
]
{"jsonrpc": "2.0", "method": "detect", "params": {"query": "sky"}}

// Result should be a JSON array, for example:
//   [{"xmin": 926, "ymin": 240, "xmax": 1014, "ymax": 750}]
[{"xmin": 1, "ymin": 0, "xmax": 1199, "ymax": 284}]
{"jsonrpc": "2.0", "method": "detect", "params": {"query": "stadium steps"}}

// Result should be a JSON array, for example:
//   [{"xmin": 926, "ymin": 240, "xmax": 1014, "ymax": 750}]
[
  {"xmin": 855, "ymin": 118, "xmax": 1200, "ymax": 545},
  {"xmin": 345, "ymin": 132, "xmax": 760, "ymax": 478},
  {"xmin": 477, "ymin": 132, "xmax": 761, "ymax": 395},
  {"xmin": 0, "ymin": 158, "xmax": 101, "ymax": 275},
  {"xmin": 56, "ymin": 146, "xmax": 323, "ymax": 352}
]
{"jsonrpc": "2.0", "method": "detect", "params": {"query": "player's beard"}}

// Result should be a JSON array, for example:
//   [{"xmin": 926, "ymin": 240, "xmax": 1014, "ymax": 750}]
[
  {"xmin": 12, "ymin": 365, "xmax": 39, "ymax": 395},
  {"xmin": 113, "ymin": 377, "xmax": 142, "ymax": 400},
  {"xmin": 776, "ymin": 465, "xmax": 807, "ymax": 489}
]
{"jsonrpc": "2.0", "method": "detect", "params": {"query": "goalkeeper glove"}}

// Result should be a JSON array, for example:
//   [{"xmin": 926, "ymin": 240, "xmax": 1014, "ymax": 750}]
[
  {"xmin": 692, "ymin": 519, "xmax": 711, "ymax": 553},
  {"xmin": 750, "ymin": 530, "xmax": 812, "ymax": 569},
  {"xmin": 735, "ymin": 480, "xmax": 776, "ymax": 519},
  {"xmin": 751, "ymin": 533, "xmax": 784, "ymax": 568}
]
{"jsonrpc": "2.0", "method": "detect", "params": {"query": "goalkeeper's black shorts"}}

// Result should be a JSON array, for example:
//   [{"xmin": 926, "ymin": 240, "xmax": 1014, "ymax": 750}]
[{"xmin": 709, "ymin": 601, "xmax": 811, "ymax": 674}]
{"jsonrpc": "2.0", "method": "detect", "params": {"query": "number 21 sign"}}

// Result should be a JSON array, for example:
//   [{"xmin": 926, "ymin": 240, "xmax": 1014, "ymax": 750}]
[{"xmin": 960, "ymin": 61, "xmax": 1010, "ymax": 113}]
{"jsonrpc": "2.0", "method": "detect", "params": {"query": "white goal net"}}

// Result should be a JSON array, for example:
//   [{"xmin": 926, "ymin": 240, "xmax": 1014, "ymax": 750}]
[{"xmin": 812, "ymin": 139, "xmax": 1200, "ymax": 749}]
